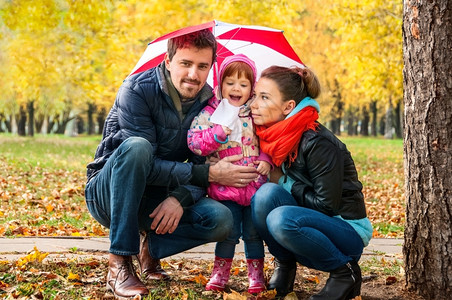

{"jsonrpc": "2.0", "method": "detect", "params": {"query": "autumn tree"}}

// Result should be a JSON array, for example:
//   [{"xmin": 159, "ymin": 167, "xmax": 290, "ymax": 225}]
[
  {"xmin": 2, "ymin": 0, "xmax": 64, "ymax": 136},
  {"xmin": 402, "ymin": 1, "xmax": 452, "ymax": 299},
  {"xmin": 322, "ymin": 0, "xmax": 403, "ymax": 137}
]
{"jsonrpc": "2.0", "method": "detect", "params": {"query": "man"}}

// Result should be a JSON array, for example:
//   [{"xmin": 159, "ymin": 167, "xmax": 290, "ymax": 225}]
[{"xmin": 85, "ymin": 29, "xmax": 258, "ymax": 298}]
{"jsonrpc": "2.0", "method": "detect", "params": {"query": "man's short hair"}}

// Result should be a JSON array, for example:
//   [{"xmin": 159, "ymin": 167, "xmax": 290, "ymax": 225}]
[{"xmin": 167, "ymin": 29, "xmax": 217, "ymax": 65}]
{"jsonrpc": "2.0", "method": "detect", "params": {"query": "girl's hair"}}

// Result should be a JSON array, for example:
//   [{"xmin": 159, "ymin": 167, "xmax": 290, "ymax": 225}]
[
  {"xmin": 260, "ymin": 65, "xmax": 321, "ymax": 104},
  {"xmin": 221, "ymin": 61, "xmax": 255, "ymax": 86}
]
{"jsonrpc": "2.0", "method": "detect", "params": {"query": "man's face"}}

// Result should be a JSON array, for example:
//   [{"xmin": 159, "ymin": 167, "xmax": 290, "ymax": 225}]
[{"xmin": 165, "ymin": 46, "xmax": 213, "ymax": 99}]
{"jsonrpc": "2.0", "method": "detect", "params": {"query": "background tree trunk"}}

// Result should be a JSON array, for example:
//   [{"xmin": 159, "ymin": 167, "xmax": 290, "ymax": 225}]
[
  {"xmin": 394, "ymin": 101, "xmax": 403, "ymax": 139},
  {"xmin": 87, "ymin": 103, "xmax": 96, "ymax": 135},
  {"xmin": 384, "ymin": 99, "xmax": 393, "ymax": 139},
  {"xmin": 27, "ymin": 100, "xmax": 34, "ymax": 137},
  {"xmin": 360, "ymin": 105, "xmax": 369, "ymax": 136},
  {"xmin": 403, "ymin": 1, "xmax": 452, "ymax": 299},
  {"xmin": 96, "ymin": 107, "xmax": 106, "ymax": 135},
  {"xmin": 17, "ymin": 105, "xmax": 27, "ymax": 136},
  {"xmin": 370, "ymin": 101, "xmax": 377, "ymax": 136}
]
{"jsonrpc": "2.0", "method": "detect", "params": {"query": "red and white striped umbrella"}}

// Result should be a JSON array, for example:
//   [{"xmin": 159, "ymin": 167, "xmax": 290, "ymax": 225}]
[{"xmin": 129, "ymin": 20, "xmax": 304, "ymax": 86}]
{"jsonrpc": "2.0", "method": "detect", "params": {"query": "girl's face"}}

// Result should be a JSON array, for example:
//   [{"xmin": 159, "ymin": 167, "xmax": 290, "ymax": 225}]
[
  {"xmin": 221, "ymin": 72, "xmax": 252, "ymax": 107},
  {"xmin": 251, "ymin": 77, "xmax": 292, "ymax": 126}
]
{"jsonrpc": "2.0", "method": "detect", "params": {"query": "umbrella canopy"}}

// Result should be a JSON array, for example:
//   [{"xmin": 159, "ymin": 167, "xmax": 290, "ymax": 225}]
[{"xmin": 129, "ymin": 20, "xmax": 304, "ymax": 86}]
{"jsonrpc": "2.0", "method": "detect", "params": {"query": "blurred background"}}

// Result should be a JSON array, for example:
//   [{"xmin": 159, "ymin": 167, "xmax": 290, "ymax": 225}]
[{"xmin": 0, "ymin": 0, "xmax": 402, "ymax": 139}]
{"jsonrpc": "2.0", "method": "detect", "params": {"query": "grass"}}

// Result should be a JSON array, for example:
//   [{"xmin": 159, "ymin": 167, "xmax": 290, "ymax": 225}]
[
  {"xmin": 0, "ymin": 134, "xmax": 100, "ymax": 171},
  {"xmin": 0, "ymin": 254, "xmax": 411, "ymax": 299},
  {"xmin": 0, "ymin": 134, "xmax": 405, "ymax": 238}
]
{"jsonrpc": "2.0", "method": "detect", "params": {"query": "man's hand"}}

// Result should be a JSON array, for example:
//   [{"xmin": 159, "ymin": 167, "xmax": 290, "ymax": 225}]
[
  {"xmin": 149, "ymin": 196, "xmax": 183, "ymax": 234},
  {"xmin": 209, "ymin": 154, "xmax": 258, "ymax": 187}
]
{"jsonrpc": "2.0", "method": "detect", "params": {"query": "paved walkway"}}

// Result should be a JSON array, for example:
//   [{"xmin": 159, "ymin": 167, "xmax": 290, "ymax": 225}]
[{"xmin": 0, "ymin": 237, "xmax": 403, "ymax": 261}]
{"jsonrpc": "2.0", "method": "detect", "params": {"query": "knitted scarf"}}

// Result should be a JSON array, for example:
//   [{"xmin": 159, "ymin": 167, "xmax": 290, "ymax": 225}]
[{"xmin": 255, "ymin": 106, "xmax": 319, "ymax": 167}]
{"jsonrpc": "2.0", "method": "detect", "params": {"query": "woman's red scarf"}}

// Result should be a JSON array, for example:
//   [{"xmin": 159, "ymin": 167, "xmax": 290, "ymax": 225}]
[{"xmin": 255, "ymin": 106, "xmax": 319, "ymax": 167}]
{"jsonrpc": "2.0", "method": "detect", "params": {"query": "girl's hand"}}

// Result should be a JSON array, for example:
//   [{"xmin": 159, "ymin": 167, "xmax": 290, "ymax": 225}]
[{"xmin": 255, "ymin": 160, "xmax": 271, "ymax": 176}]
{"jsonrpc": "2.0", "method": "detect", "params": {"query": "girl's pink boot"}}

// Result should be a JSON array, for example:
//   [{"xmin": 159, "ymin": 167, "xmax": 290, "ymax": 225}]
[
  {"xmin": 247, "ymin": 258, "xmax": 266, "ymax": 294},
  {"xmin": 205, "ymin": 256, "xmax": 233, "ymax": 291}
]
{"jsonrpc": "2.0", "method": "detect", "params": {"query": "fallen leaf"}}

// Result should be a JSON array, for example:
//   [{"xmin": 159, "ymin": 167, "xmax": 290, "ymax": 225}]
[
  {"xmin": 385, "ymin": 276, "xmax": 397, "ymax": 285},
  {"xmin": 67, "ymin": 272, "xmax": 80, "ymax": 281}
]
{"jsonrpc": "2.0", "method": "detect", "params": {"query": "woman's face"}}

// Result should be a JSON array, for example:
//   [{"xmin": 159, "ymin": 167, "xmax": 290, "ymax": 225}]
[{"xmin": 251, "ymin": 77, "xmax": 289, "ymax": 126}]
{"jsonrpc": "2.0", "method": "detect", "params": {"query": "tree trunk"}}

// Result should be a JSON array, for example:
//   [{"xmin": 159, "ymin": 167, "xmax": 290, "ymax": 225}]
[
  {"xmin": 9, "ymin": 114, "xmax": 17, "ymax": 134},
  {"xmin": 403, "ymin": 1, "xmax": 452, "ymax": 299},
  {"xmin": 394, "ymin": 101, "xmax": 402, "ymax": 139},
  {"xmin": 384, "ymin": 99, "xmax": 393, "ymax": 139},
  {"xmin": 4, "ymin": 115, "xmax": 11, "ymax": 133},
  {"xmin": 87, "ymin": 103, "xmax": 96, "ymax": 135},
  {"xmin": 329, "ymin": 79, "xmax": 343, "ymax": 135},
  {"xmin": 346, "ymin": 108, "xmax": 357, "ymax": 136},
  {"xmin": 56, "ymin": 110, "xmax": 75, "ymax": 134},
  {"xmin": 370, "ymin": 101, "xmax": 377, "ymax": 136},
  {"xmin": 0, "ymin": 114, "xmax": 5, "ymax": 132},
  {"xmin": 27, "ymin": 100, "xmax": 34, "ymax": 137},
  {"xmin": 360, "ymin": 105, "xmax": 370, "ymax": 136},
  {"xmin": 17, "ymin": 105, "xmax": 27, "ymax": 136},
  {"xmin": 379, "ymin": 115, "xmax": 385, "ymax": 136},
  {"xmin": 97, "ymin": 107, "xmax": 107, "ymax": 135},
  {"xmin": 35, "ymin": 112, "xmax": 45, "ymax": 135}
]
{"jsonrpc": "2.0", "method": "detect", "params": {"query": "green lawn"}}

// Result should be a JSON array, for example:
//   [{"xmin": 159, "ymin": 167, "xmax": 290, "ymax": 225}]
[{"xmin": 0, "ymin": 134, "xmax": 405, "ymax": 238}]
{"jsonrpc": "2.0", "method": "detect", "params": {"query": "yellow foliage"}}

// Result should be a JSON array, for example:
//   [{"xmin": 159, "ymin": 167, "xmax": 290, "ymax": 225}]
[
  {"xmin": 16, "ymin": 246, "xmax": 49, "ymax": 268},
  {"xmin": 67, "ymin": 272, "xmax": 81, "ymax": 281},
  {"xmin": 0, "ymin": 0, "xmax": 403, "ymax": 125}
]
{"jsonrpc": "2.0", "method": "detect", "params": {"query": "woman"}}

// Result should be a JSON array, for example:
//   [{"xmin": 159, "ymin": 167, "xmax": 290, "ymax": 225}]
[{"xmin": 250, "ymin": 65, "xmax": 373, "ymax": 300}]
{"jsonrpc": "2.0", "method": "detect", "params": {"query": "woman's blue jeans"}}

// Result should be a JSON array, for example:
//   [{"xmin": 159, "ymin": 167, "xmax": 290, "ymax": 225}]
[
  {"xmin": 251, "ymin": 183, "xmax": 364, "ymax": 272},
  {"xmin": 214, "ymin": 200, "xmax": 264, "ymax": 259},
  {"xmin": 85, "ymin": 137, "xmax": 233, "ymax": 258}
]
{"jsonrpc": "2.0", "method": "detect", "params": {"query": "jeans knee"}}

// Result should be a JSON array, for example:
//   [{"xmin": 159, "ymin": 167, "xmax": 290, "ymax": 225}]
[
  {"xmin": 120, "ymin": 137, "xmax": 153, "ymax": 165},
  {"xmin": 267, "ymin": 208, "xmax": 288, "ymax": 237},
  {"xmin": 214, "ymin": 208, "xmax": 234, "ymax": 241},
  {"xmin": 251, "ymin": 183, "xmax": 279, "ymax": 221}
]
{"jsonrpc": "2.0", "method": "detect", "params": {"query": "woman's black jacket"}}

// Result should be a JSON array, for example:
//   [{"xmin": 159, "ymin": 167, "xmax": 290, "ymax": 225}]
[{"xmin": 285, "ymin": 123, "xmax": 367, "ymax": 220}]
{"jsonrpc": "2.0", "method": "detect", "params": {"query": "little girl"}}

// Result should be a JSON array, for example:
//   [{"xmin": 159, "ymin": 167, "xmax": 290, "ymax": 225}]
[{"xmin": 187, "ymin": 54, "xmax": 271, "ymax": 293}]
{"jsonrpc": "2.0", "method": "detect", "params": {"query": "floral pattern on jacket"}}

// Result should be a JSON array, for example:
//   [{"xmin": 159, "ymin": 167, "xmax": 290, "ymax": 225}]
[{"xmin": 187, "ymin": 97, "xmax": 271, "ymax": 206}]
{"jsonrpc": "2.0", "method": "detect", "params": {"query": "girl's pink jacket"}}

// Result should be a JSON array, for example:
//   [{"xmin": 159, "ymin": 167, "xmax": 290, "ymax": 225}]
[{"xmin": 187, "ymin": 97, "xmax": 271, "ymax": 206}]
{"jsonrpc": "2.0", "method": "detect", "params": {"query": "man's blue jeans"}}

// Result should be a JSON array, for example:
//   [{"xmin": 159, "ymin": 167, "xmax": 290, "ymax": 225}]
[
  {"xmin": 214, "ymin": 200, "xmax": 264, "ymax": 259},
  {"xmin": 85, "ymin": 137, "xmax": 233, "ymax": 258},
  {"xmin": 251, "ymin": 183, "xmax": 363, "ymax": 272}
]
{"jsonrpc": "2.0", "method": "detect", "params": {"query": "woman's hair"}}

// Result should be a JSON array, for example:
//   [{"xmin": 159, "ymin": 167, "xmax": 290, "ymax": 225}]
[
  {"xmin": 167, "ymin": 29, "xmax": 217, "ymax": 64},
  {"xmin": 221, "ymin": 61, "xmax": 255, "ymax": 86},
  {"xmin": 260, "ymin": 65, "xmax": 321, "ymax": 103}
]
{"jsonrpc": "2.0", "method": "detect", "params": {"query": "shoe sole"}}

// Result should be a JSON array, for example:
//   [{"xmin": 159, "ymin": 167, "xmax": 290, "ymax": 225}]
[{"xmin": 106, "ymin": 282, "xmax": 147, "ymax": 300}]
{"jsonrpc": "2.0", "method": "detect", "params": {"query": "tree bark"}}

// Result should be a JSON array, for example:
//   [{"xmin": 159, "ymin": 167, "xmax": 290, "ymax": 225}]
[
  {"xmin": 370, "ymin": 101, "xmax": 377, "ymax": 136},
  {"xmin": 97, "ymin": 107, "xmax": 106, "ymax": 135},
  {"xmin": 346, "ymin": 108, "xmax": 357, "ymax": 136},
  {"xmin": 87, "ymin": 103, "xmax": 96, "ymax": 135},
  {"xmin": 360, "ymin": 105, "xmax": 370, "ymax": 136},
  {"xmin": 17, "ymin": 105, "xmax": 27, "ymax": 136},
  {"xmin": 403, "ymin": 1, "xmax": 452, "ymax": 299},
  {"xmin": 329, "ymin": 79, "xmax": 343, "ymax": 135},
  {"xmin": 394, "ymin": 101, "xmax": 403, "ymax": 139},
  {"xmin": 384, "ymin": 98, "xmax": 393, "ymax": 139},
  {"xmin": 27, "ymin": 100, "xmax": 34, "ymax": 137}
]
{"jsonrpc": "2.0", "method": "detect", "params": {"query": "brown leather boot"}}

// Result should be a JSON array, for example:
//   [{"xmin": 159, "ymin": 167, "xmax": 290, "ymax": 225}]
[
  {"xmin": 136, "ymin": 231, "xmax": 170, "ymax": 280},
  {"xmin": 106, "ymin": 254, "xmax": 149, "ymax": 299}
]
